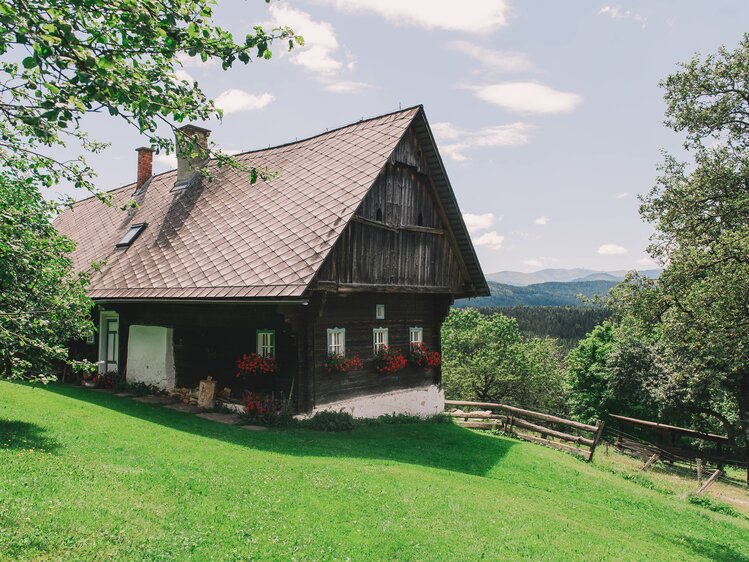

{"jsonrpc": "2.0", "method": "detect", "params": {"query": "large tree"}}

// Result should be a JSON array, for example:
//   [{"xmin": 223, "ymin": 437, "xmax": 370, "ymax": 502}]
[
  {"xmin": 0, "ymin": 0, "xmax": 300, "ymax": 202},
  {"xmin": 0, "ymin": 0, "xmax": 299, "ymax": 379},
  {"xmin": 0, "ymin": 176, "xmax": 93, "ymax": 379},
  {"xmin": 442, "ymin": 308, "xmax": 567, "ymax": 412},
  {"xmin": 610, "ymin": 34, "xmax": 749, "ymax": 479}
]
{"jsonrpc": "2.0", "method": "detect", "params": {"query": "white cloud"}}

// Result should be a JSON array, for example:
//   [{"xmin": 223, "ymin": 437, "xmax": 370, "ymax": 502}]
[
  {"xmin": 315, "ymin": 0, "xmax": 509, "ymax": 33},
  {"xmin": 615, "ymin": 192, "xmax": 629, "ymax": 199},
  {"xmin": 432, "ymin": 121, "xmax": 532, "ymax": 161},
  {"xmin": 598, "ymin": 244, "xmax": 628, "ymax": 256},
  {"xmin": 636, "ymin": 257, "xmax": 657, "ymax": 267},
  {"xmin": 473, "ymin": 231, "xmax": 505, "ymax": 250},
  {"xmin": 269, "ymin": 4, "xmax": 343, "ymax": 75},
  {"xmin": 523, "ymin": 256, "xmax": 560, "ymax": 268},
  {"xmin": 598, "ymin": 6, "xmax": 647, "ymax": 27},
  {"xmin": 324, "ymin": 81, "xmax": 371, "ymax": 94},
  {"xmin": 471, "ymin": 82, "xmax": 582, "ymax": 114},
  {"xmin": 173, "ymin": 69, "xmax": 194, "ymax": 84},
  {"xmin": 268, "ymin": 5, "xmax": 369, "ymax": 92},
  {"xmin": 534, "ymin": 216, "xmax": 549, "ymax": 225},
  {"xmin": 448, "ymin": 41, "xmax": 535, "ymax": 72},
  {"xmin": 154, "ymin": 152, "xmax": 177, "ymax": 169},
  {"xmin": 463, "ymin": 212, "xmax": 495, "ymax": 234},
  {"xmin": 215, "ymin": 89, "xmax": 275, "ymax": 114}
]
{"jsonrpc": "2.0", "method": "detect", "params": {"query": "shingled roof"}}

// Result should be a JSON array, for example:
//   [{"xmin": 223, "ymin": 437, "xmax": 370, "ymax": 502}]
[{"xmin": 54, "ymin": 105, "xmax": 488, "ymax": 301}]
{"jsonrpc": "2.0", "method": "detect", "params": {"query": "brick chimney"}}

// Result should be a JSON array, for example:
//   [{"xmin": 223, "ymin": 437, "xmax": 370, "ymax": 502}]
[
  {"xmin": 135, "ymin": 147, "xmax": 153, "ymax": 191},
  {"xmin": 175, "ymin": 124, "xmax": 211, "ymax": 185}
]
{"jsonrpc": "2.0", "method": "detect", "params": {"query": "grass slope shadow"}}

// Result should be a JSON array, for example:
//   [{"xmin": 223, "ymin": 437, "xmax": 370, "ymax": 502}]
[
  {"xmin": 0, "ymin": 418, "xmax": 60, "ymax": 453},
  {"xmin": 41, "ymin": 383, "xmax": 513, "ymax": 477}
]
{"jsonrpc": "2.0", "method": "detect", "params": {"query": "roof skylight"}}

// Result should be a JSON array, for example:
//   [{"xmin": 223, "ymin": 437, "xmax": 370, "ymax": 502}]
[{"xmin": 116, "ymin": 223, "xmax": 146, "ymax": 247}]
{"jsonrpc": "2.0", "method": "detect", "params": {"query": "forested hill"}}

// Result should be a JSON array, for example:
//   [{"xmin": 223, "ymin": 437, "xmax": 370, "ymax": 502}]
[
  {"xmin": 490, "ymin": 306, "xmax": 610, "ymax": 350},
  {"xmin": 455, "ymin": 280, "xmax": 617, "ymax": 308}
]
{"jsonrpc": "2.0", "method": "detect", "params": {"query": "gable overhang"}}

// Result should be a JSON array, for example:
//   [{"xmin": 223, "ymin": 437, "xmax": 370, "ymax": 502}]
[{"xmin": 409, "ymin": 108, "xmax": 490, "ymax": 297}]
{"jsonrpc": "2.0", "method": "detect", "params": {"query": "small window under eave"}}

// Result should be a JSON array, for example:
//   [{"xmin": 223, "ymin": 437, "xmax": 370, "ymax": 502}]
[{"xmin": 116, "ymin": 223, "xmax": 146, "ymax": 247}]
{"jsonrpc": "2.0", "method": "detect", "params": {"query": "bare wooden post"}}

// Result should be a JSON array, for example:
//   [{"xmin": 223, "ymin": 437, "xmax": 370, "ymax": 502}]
[
  {"xmin": 696, "ymin": 470, "xmax": 723, "ymax": 496},
  {"xmin": 588, "ymin": 420, "xmax": 605, "ymax": 462},
  {"xmin": 696, "ymin": 458, "xmax": 703, "ymax": 486},
  {"xmin": 641, "ymin": 453, "xmax": 660, "ymax": 472},
  {"xmin": 197, "ymin": 376, "xmax": 216, "ymax": 409}
]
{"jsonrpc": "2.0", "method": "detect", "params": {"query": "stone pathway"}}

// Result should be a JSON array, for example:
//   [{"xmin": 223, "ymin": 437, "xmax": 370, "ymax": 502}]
[
  {"xmin": 195, "ymin": 412, "xmax": 243, "ymax": 425},
  {"xmin": 80, "ymin": 385, "xmax": 266, "ymax": 430},
  {"xmin": 132, "ymin": 395, "xmax": 176, "ymax": 405},
  {"xmin": 164, "ymin": 402, "xmax": 203, "ymax": 414}
]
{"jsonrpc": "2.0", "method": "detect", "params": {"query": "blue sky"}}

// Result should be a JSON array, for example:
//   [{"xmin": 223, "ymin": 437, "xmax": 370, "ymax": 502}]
[{"xmin": 57, "ymin": 0, "xmax": 749, "ymax": 274}]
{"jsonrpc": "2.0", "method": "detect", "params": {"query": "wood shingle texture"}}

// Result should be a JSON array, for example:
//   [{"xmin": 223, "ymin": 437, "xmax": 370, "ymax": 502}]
[{"xmin": 54, "ymin": 106, "xmax": 487, "ymax": 300}]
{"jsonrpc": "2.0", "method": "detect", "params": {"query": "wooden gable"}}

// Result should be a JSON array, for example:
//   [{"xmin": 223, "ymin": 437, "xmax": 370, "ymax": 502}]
[{"xmin": 313, "ymin": 125, "xmax": 473, "ymax": 294}]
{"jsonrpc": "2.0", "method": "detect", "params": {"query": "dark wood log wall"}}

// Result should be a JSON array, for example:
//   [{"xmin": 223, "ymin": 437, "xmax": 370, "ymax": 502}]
[
  {"xmin": 106, "ymin": 302, "xmax": 303, "ymax": 401},
  {"xmin": 310, "ymin": 292, "xmax": 451, "ymax": 406},
  {"xmin": 315, "ymin": 127, "xmax": 470, "ymax": 292}
]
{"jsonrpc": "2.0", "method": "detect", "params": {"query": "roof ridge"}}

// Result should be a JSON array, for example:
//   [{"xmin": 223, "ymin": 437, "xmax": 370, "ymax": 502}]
[
  {"xmin": 230, "ymin": 104, "xmax": 422, "ymax": 158},
  {"xmin": 64, "ymin": 105, "xmax": 423, "ymax": 206}
]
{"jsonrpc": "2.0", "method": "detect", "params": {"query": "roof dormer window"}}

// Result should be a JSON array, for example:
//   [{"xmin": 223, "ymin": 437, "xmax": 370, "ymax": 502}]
[{"xmin": 116, "ymin": 223, "xmax": 146, "ymax": 247}]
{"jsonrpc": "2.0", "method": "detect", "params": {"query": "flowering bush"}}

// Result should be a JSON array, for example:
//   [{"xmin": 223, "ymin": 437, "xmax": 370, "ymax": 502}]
[
  {"xmin": 372, "ymin": 346, "xmax": 407, "ymax": 375},
  {"xmin": 324, "ymin": 352, "xmax": 363, "ymax": 374},
  {"xmin": 242, "ymin": 391, "xmax": 290, "ymax": 426},
  {"xmin": 235, "ymin": 352, "xmax": 277, "ymax": 378},
  {"xmin": 408, "ymin": 342, "xmax": 441, "ymax": 371}
]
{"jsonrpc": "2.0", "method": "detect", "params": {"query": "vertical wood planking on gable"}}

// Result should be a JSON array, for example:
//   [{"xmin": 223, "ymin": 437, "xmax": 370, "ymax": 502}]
[{"xmin": 316, "ymin": 126, "xmax": 469, "ymax": 292}]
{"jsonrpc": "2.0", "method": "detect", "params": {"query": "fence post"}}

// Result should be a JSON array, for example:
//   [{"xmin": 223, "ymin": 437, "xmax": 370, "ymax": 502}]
[
  {"xmin": 588, "ymin": 420, "xmax": 605, "ymax": 462},
  {"xmin": 696, "ymin": 458, "xmax": 702, "ymax": 486},
  {"xmin": 641, "ymin": 453, "xmax": 660, "ymax": 472},
  {"xmin": 696, "ymin": 470, "xmax": 723, "ymax": 496}
]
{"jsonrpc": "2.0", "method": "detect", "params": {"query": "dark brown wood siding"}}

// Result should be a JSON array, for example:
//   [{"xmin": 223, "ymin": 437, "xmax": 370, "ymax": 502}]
[
  {"xmin": 314, "ymin": 127, "xmax": 471, "ymax": 292},
  {"xmin": 310, "ymin": 292, "xmax": 451, "ymax": 406},
  {"xmin": 106, "ymin": 302, "xmax": 304, "ymax": 402}
]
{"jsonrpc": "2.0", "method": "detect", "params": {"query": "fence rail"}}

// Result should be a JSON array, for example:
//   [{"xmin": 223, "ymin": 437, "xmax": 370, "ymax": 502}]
[{"xmin": 445, "ymin": 400, "xmax": 605, "ymax": 461}]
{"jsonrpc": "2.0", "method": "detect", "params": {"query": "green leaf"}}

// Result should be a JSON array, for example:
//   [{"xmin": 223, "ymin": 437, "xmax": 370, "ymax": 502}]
[{"xmin": 22, "ymin": 56, "xmax": 37, "ymax": 69}]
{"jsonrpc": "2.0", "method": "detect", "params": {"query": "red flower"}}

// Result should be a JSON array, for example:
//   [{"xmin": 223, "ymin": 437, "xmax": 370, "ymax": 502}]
[
  {"xmin": 408, "ymin": 342, "xmax": 441, "ymax": 371},
  {"xmin": 324, "ymin": 353, "xmax": 364, "ymax": 373},
  {"xmin": 236, "ymin": 352, "xmax": 278, "ymax": 378},
  {"xmin": 373, "ymin": 346, "xmax": 407, "ymax": 375}
]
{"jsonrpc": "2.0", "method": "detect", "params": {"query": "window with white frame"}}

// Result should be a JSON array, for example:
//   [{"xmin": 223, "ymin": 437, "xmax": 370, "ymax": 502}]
[
  {"xmin": 409, "ymin": 327, "xmax": 423, "ymax": 347},
  {"xmin": 256, "ymin": 330, "xmax": 275, "ymax": 358},
  {"xmin": 327, "ymin": 328, "xmax": 346, "ymax": 355},
  {"xmin": 373, "ymin": 327, "xmax": 388, "ymax": 353},
  {"xmin": 375, "ymin": 304, "xmax": 385, "ymax": 320}
]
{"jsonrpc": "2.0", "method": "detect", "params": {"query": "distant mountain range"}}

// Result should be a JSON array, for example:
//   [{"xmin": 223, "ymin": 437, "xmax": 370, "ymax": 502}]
[
  {"xmin": 455, "ymin": 280, "xmax": 618, "ymax": 308},
  {"xmin": 485, "ymin": 268, "xmax": 661, "ymax": 287},
  {"xmin": 454, "ymin": 268, "xmax": 662, "ymax": 308}
]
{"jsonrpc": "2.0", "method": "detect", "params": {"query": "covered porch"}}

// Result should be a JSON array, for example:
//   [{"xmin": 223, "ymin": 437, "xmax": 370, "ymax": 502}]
[{"xmin": 95, "ymin": 301, "xmax": 310, "ymax": 411}]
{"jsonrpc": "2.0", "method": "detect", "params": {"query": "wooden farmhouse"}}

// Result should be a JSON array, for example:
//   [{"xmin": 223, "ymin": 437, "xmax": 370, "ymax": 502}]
[{"xmin": 54, "ymin": 106, "xmax": 489, "ymax": 416}]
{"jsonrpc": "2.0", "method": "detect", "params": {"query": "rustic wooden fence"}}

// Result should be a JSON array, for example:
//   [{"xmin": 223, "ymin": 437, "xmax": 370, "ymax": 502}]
[
  {"xmin": 445, "ymin": 400, "xmax": 605, "ymax": 461},
  {"xmin": 609, "ymin": 413, "xmax": 748, "ymax": 487}
]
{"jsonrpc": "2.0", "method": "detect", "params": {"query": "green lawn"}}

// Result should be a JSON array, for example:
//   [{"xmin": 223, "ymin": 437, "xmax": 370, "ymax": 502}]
[{"xmin": 2, "ymin": 382, "xmax": 749, "ymax": 561}]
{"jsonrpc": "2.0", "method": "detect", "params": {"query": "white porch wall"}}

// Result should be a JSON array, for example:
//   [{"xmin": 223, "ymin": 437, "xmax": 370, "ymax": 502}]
[
  {"xmin": 126, "ymin": 325, "xmax": 175, "ymax": 390},
  {"xmin": 312, "ymin": 385, "xmax": 444, "ymax": 419}
]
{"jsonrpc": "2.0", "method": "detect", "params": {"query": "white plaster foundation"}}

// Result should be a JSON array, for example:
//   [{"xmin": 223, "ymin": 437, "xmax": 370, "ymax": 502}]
[
  {"xmin": 312, "ymin": 385, "xmax": 445, "ymax": 419},
  {"xmin": 126, "ymin": 325, "xmax": 176, "ymax": 390}
]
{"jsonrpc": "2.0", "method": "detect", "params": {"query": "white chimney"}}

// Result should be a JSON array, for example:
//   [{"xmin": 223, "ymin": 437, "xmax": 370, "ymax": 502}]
[{"xmin": 175, "ymin": 124, "xmax": 211, "ymax": 187}]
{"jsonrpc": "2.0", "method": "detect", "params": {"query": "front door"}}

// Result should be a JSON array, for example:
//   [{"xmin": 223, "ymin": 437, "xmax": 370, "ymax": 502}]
[{"xmin": 100, "ymin": 312, "xmax": 119, "ymax": 373}]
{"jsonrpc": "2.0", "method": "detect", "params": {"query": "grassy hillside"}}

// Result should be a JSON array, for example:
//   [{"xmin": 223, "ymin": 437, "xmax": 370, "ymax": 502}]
[
  {"xmin": 456, "ymin": 280, "xmax": 617, "ymax": 308},
  {"xmin": 2, "ymin": 382, "xmax": 749, "ymax": 560}
]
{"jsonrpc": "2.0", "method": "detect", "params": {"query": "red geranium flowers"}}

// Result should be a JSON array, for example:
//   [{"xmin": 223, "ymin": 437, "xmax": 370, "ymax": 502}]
[
  {"xmin": 236, "ymin": 352, "xmax": 278, "ymax": 378},
  {"xmin": 372, "ymin": 346, "xmax": 407, "ymax": 375}
]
